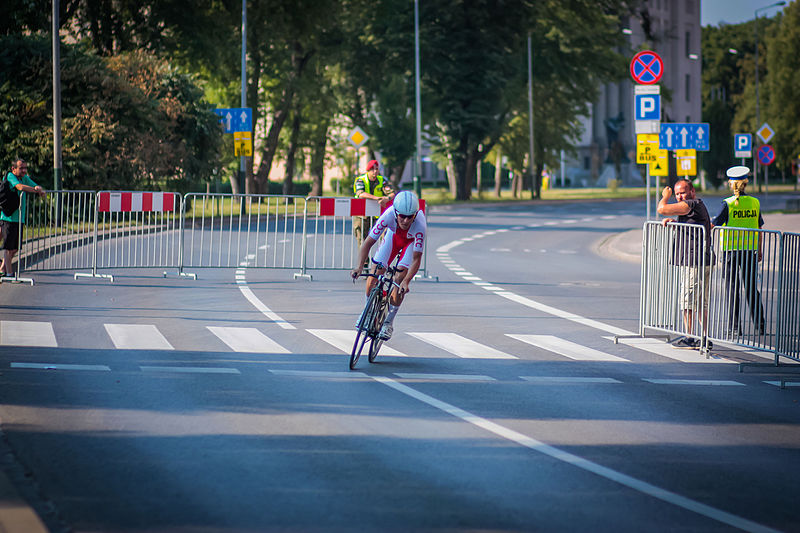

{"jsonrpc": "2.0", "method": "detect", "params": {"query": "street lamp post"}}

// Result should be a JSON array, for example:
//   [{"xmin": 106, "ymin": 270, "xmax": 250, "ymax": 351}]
[
  {"xmin": 527, "ymin": 33, "xmax": 534, "ymax": 199},
  {"xmin": 754, "ymin": 1, "xmax": 785, "ymax": 190},
  {"xmin": 413, "ymin": 0, "xmax": 422, "ymax": 198}
]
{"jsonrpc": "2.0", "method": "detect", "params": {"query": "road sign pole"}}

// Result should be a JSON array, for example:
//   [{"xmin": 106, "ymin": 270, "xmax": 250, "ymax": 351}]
[
  {"xmin": 764, "ymin": 164, "xmax": 768, "ymax": 196},
  {"xmin": 646, "ymin": 164, "xmax": 651, "ymax": 220}
]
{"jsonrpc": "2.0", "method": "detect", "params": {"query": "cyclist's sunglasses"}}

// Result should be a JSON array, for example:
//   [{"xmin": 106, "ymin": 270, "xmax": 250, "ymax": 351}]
[{"xmin": 396, "ymin": 213, "xmax": 415, "ymax": 221}]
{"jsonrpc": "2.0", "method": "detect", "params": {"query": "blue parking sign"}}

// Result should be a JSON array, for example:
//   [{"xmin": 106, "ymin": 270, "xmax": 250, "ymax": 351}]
[
  {"xmin": 734, "ymin": 133, "xmax": 752, "ymax": 158},
  {"xmin": 634, "ymin": 94, "xmax": 660, "ymax": 121}
]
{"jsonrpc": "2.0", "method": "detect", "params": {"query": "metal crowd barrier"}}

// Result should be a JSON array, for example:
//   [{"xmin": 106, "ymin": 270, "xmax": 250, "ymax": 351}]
[
  {"xmin": 776, "ymin": 232, "xmax": 800, "ymax": 362},
  {"xmin": 637, "ymin": 221, "xmax": 711, "ymax": 351},
  {"xmin": 637, "ymin": 221, "xmax": 798, "ymax": 364},
  {"xmin": 707, "ymin": 227, "xmax": 781, "ymax": 354},
  {"xmin": 12, "ymin": 190, "xmax": 435, "ymax": 283},
  {"xmin": 180, "ymin": 193, "xmax": 311, "ymax": 278}
]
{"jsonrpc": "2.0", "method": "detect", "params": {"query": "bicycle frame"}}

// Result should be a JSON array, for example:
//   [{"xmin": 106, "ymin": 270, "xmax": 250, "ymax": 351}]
[{"xmin": 350, "ymin": 260, "xmax": 402, "ymax": 369}]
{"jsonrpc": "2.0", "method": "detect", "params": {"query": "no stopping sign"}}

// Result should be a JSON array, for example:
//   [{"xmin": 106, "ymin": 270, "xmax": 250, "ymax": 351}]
[{"xmin": 630, "ymin": 50, "xmax": 664, "ymax": 85}]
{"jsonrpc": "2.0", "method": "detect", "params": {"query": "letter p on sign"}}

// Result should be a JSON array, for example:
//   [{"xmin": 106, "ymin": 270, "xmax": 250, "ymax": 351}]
[{"xmin": 635, "ymin": 94, "xmax": 660, "ymax": 121}]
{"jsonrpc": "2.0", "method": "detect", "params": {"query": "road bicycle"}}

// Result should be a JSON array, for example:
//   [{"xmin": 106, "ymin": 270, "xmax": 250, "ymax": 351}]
[{"xmin": 350, "ymin": 260, "xmax": 402, "ymax": 370}]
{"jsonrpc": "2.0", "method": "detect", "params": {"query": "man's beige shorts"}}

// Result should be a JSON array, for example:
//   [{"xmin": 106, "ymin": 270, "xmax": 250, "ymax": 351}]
[{"xmin": 680, "ymin": 265, "xmax": 711, "ymax": 311}]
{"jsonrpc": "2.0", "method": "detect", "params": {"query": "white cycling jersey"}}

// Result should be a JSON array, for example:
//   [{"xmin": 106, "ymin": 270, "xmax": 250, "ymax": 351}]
[{"xmin": 368, "ymin": 206, "xmax": 427, "ymax": 269}]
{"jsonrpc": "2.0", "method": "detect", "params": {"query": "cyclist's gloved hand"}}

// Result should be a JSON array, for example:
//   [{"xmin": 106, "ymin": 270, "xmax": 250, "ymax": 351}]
[{"xmin": 350, "ymin": 268, "xmax": 360, "ymax": 281}]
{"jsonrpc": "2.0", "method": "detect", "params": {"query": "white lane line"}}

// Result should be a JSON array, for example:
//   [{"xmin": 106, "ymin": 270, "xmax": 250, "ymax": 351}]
[
  {"xmin": 207, "ymin": 326, "xmax": 291, "ymax": 353},
  {"xmin": 238, "ymin": 285, "xmax": 295, "ymax": 330},
  {"xmin": 11, "ymin": 362, "xmax": 110, "ymax": 371},
  {"xmin": 643, "ymin": 379, "xmax": 745, "ymax": 386},
  {"xmin": 462, "ymin": 276, "xmax": 482, "ymax": 281},
  {"xmin": 606, "ymin": 337, "xmax": 732, "ymax": 364},
  {"xmin": 507, "ymin": 334, "xmax": 629, "ymax": 362},
  {"xmin": 1, "ymin": 321, "xmax": 58, "ymax": 347},
  {"xmin": 104, "ymin": 324, "xmax": 174, "ymax": 350},
  {"xmin": 140, "ymin": 366, "xmax": 240, "ymax": 374},
  {"xmin": 306, "ymin": 329, "xmax": 407, "ymax": 357},
  {"xmin": 269, "ymin": 369, "xmax": 366, "ymax": 378},
  {"xmin": 370, "ymin": 375, "xmax": 779, "ymax": 533},
  {"xmin": 497, "ymin": 293, "xmax": 630, "ymax": 336},
  {"xmin": 408, "ymin": 332, "xmax": 517, "ymax": 359},
  {"xmin": 394, "ymin": 373, "xmax": 496, "ymax": 381},
  {"xmin": 520, "ymin": 376, "xmax": 622, "ymax": 384}
]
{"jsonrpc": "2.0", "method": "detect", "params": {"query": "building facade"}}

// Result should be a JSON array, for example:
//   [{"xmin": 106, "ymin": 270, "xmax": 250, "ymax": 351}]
[{"xmin": 571, "ymin": 0, "xmax": 702, "ymax": 187}]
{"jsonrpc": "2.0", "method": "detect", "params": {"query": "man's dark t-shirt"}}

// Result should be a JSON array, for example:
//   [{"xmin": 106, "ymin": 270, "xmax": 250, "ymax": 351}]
[{"xmin": 673, "ymin": 198, "xmax": 714, "ymax": 267}]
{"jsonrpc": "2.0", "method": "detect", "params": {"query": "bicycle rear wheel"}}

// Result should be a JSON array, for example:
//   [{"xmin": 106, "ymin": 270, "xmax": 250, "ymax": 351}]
[{"xmin": 351, "ymin": 288, "xmax": 381, "ymax": 370}]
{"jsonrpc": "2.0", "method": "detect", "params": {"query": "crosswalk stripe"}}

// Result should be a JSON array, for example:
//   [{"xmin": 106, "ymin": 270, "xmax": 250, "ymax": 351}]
[
  {"xmin": 643, "ymin": 379, "xmax": 745, "ymax": 386},
  {"xmin": 605, "ymin": 336, "xmax": 732, "ymax": 364},
  {"xmin": 140, "ymin": 366, "xmax": 240, "ymax": 374},
  {"xmin": 207, "ymin": 326, "xmax": 290, "ymax": 353},
  {"xmin": 508, "ymin": 334, "xmax": 629, "ymax": 362},
  {"xmin": 520, "ymin": 376, "xmax": 622, "ymax": 384},
  {"xmin": 104, "ymin": 324, "xmax": 174, "ymax": 350},
  {"xmin": 1, "ymin": 321, "xmax": 57, "ymax": 347},
  {"xmin": 306, "ymin": 329, "xmax": 407, "ymax": 356},
  {"xmin": 11, "ymin": 362, "xmax": 110, "ymax": 371},
  {"xmin": 408, "ymin": 332, "xmax": 516, "ymax": 359},
  {"xmin": 394, "ymin": 373, "xmax": 495, "ymax": 381}
]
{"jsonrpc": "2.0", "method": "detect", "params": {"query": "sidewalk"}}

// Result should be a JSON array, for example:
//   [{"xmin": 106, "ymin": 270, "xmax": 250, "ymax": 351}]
[{"xmin": 597, "ymin": 212, "xmax": 800, "ymax": 264}]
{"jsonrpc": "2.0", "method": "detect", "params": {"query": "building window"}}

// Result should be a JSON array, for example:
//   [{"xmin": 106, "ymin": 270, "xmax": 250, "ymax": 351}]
[
  {"xmin": 686, "ymin": 0, "xmax": 694, "ymax": 14},
  {"xmin": 685, "ymin": 31, "xmax": 691, "ymax": 57},
  {"xmin": 685, "ymin": 74, "xmax": 691, "ymax": 102},
  {"xmin": 584, "ymin": 156, "xmax": 590, "ymax": 170}
]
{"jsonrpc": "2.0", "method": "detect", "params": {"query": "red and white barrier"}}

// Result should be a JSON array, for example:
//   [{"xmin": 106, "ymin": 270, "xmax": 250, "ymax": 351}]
[
  {"xmin": 317, "ymin": 197, "xmax": 425, "ymax": 217},
  {"xmin": 98, "ymin": 192, "xmax": 178, "ymax": 213}
]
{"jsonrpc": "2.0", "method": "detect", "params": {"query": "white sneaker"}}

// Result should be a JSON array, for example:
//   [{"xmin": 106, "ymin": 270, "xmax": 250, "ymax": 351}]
[{"xmin": 378, "ymin": 323, "xmax": 393, "ymax": 340}]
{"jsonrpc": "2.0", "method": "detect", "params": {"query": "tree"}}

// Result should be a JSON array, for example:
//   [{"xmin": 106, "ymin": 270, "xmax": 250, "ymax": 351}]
[
  {"xmin": 0, "ymin": 35, "xmax": 221, "ymax": 192},
  {"xmin": 765, "ymin": 4, "xmax": 800, "ymax": 175}
]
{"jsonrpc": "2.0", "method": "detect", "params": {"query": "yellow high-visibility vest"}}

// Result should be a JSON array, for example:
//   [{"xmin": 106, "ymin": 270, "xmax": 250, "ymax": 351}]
[
  {"xmin": 353, "ymin": 174, "xmax": 386, "ymax": 198},
  {"xmin": 720, "ymin": 195, "xmax": 760, "ymax": 251}
]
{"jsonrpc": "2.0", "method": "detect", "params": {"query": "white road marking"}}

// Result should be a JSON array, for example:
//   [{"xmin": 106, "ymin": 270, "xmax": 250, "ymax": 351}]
[
  {"xmin": 606, "ymin": 336, "xmax": 732, "ymax": 364},
  {"xmin": 104, "ymin": 324, "xmax": 174, "ymax": 350},
  {"xmin": 11, "ymin": 362, "xmax": 110, "ymax": 371},
  {"xmin": 370, "ymin": 375, "xmax": 779, "ymax": 533},
  {"xmin": 764, "ymin": 381, "xmax": 800, "ymax": 387},
  {"xmin": 207, "ymin": 326, "xmax": 290, "ymax": 353},
  {"xmin": 508, "ymin": 334, "xmax": 629, "ymax": 362},
  {"xmin": 306, "ymin": 329, "xmax": 407, "ymax": 356},
  {"xmin": 643, "ymin": 379, "xmax": 745, "ymax": 386},
  {"xmin": 238, "ymin": 285, "xmax": 295, "ymax": 329},
  {"xmin": 394, "ymin": 373, "xmax": 495, "ymax": 381},
  {"xmin": 269, "ymin": 369, "xmax": 366, "ymax": 378},
  {"xmin": 140, "ymin": 366, "xmax": 240, "ymax": 374},
  {"xmin": 520, "ymin": 376, "xmax": 622, "ymax": 384},
  {"xmin": 408, "ymin": 332, "xmax": 516, "ymax": 359},
  {"xmin": 1, "ymin": 321, "xmax": 57, "ymax": 347}
]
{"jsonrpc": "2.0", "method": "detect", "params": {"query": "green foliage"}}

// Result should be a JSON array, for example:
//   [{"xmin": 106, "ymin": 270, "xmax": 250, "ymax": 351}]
[
  {"xmin": 765, "ymin": 3, "xmax": 800, "ymax": 169},
  {"xmin": 0, "ymin": 34, "xmax": 221, "ymax": 192}
]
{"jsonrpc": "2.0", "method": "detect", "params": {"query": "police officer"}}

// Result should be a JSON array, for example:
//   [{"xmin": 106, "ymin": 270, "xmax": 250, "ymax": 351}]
[
  {"xmin": 712, "ymin": 166, "xmax": 766, "ymax": 336},
  {"xmin": 352, "ymin": 159, "xmax": 394, "ymax": 245}
]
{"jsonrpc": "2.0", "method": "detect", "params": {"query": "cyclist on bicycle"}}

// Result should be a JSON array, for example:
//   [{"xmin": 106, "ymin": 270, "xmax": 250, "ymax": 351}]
[{"xmin": 350, "ymin": 190, "xmax": 426, "ymax": 340}]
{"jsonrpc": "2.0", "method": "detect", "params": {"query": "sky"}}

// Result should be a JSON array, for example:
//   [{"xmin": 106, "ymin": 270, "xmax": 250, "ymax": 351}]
[{"xmin": 701, "ymin": 0, "xmax": 788, "ymax": 27}]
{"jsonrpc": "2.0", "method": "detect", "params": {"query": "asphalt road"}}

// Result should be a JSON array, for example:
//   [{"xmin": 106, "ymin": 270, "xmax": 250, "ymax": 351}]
[{"xmin": 0, "ymin": 198, "xmax": 798, "ymax": 532}]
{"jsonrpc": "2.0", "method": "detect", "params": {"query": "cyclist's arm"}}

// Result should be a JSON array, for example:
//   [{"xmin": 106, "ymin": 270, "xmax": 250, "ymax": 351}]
[{"xmin": 351, "ymin": 235, "xmax": 377, "ymax": 279}]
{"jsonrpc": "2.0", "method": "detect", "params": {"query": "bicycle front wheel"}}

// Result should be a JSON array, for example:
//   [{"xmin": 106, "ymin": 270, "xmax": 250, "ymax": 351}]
[{"xmin": 351, "ymin": 288, "xmax": 382, "ymax": 370}]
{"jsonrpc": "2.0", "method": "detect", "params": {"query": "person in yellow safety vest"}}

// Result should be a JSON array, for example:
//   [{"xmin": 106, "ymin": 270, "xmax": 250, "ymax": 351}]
[
  {"xmin": 712, "ymin": 166, "xmax": 766, "ymax": 337},
  {"xmin": 353, "ymin": 159, "xmax": 395, "ymax": 246}
]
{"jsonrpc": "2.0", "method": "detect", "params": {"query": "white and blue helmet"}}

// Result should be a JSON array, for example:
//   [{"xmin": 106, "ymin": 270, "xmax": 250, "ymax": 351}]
[{"xmin": 393, "ymin": 190, "xmax": 420, "ymax": 216}]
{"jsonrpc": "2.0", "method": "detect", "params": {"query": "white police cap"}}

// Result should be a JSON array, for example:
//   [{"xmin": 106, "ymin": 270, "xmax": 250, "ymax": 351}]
[{"xmin": 726, "ymin": 166, "xmax": 750, "ymax": 180}]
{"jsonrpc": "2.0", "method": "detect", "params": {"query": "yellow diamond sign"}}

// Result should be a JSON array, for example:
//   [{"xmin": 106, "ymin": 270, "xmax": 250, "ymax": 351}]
[
  {"xmin": 348, "ymin": 126, "xmax": 369, "ymax": 148},
  {"xmin": 756, "ymin": 123, "xmax": 774, "ymax": 144}
]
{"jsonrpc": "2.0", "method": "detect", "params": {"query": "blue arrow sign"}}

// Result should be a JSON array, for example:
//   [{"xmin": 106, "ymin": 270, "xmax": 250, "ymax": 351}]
[
  {"xmin": 634, "ymin": 94, "xmax": 660, "ymax": 121},
  {"xmin": 214, "ymin": 107, "xmax": 252, "ymax": 133},
  {"xmin": 659, "ymin": 123, "xmax": 710, "ymax": 151}
]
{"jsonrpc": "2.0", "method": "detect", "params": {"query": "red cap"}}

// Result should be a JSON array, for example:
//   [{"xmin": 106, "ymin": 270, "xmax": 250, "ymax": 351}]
[{"xmin": 366, "ymin": 160, "xmax": 379, "ymax": 171}]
